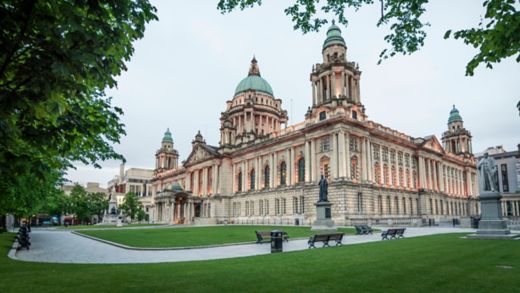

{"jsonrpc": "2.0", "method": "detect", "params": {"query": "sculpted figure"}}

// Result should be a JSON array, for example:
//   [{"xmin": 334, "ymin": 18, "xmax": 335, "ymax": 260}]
[
  {"xmin": 318, "ymin": 175, "xmax": 329, "ymax": 202},
  {"xmin": 477, "ymin": 153, "xmax": 499, "ymax": 192}
]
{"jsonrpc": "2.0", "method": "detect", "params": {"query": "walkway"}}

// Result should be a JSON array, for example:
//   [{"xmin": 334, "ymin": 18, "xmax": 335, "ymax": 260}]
[{"xmin": 10, "ymin": 227, "xmax": 476, "ymax": 264}]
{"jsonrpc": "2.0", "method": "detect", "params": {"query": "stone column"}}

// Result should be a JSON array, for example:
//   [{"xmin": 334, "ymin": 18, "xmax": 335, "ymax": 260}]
[
  {"xmin": 202, "ymin": 167, "xmax": 208, "ymax": 196},
  {"xmin": 289, "ymin": 148, "xmax": 294, "ymax": 185},
  {"xmin": 312, "ymin": 82, "xmax": 317, "ymax": 106},
  {"xmin": 360, "ymin": 138, "xmax": 367, "ymax": 181},
  {"xmin": 439, "ymin": 163, "xmax": 445, "ymax": 192},
  {"xmin": 367, "ymin": 140, "xmax": 373, "ymax": 182},
  {"xmin": 242, "ymin": 161, "xmax": 246, "ymax": 191},
  {"xmin": 418, "ymin": 157, "xmax": 426, "ymax": 189},
  {"xmin": 331, "ymin": 133, "xmax": 338, "ymax": 179},
  {"xmin": 345, "ymin": 132, "xmax": 351, "ymax": 178},
  {"xmin": 318, "ymin": 79, "xmax": 323, "ymax": 103},
  {"xmin": 338, "ymin": 131, "xmax": 346, "ymax": 178},
  {"xmin": 273, "ymin": 152, "xmax": 278, "ymax": 187},
  {"xmin": 193, "ymin": 170, "xmax": 199, "ymax": 196},
  {"xmin": 186, "ymin": 172, "xmax": 192, "ymax": 192},
  {"xmin": 327, "ymin": 75, "xmax": 331, "ymax": 100},
  {"xmin": 341, "ymin": 72, "xmax": 346, "ymax": 96},
  {"xmin": 311, "ymin": 139, "xmax": 317, "ymax": 182},
  {"xmin": 231, "ymin": 164, "xmax": 235, "ymax": 192},
  {"xmin": 304, "ymin": 141, "xmax": 311, "ymax": 182},
  {"xmin": 331, "ymin": 72, "xmax": 336, "ymax": 98}
]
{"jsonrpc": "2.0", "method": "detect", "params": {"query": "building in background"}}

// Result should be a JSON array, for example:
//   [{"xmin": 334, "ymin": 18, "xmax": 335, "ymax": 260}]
[
  {"xmin": 150, "ymin": 24, "xmax": 479, "ymax": 227},
  {"xmin": 107, "ymin": 164, "xmax": 154, "ymax": 218},
  {"xmin": 62, "ymin": 182, "xmax": 108, "ymax": 196},
  {"xmin": 477, "ymin": 145, "xmax": 520, "ymax": 218}
]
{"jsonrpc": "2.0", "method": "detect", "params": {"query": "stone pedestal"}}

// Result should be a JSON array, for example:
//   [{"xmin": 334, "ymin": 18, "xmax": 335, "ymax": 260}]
[
  {"xmin": 311, "ymin": 201, "xmax": 336, "ymax": 232},
  {"xmin": 469, "ymin": 192, "xmax": 519, "ymax": 240}
]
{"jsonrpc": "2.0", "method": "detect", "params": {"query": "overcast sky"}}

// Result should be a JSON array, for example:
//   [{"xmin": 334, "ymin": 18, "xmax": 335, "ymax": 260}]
[{"xmin": 66, "ymin": 0, "xmax": 520, "ymax": 187}]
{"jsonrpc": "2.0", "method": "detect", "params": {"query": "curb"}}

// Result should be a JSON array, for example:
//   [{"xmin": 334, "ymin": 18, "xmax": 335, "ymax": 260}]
[{"xmin": 71, "ymin": 231, "xmax": 309, "ymax": 251}]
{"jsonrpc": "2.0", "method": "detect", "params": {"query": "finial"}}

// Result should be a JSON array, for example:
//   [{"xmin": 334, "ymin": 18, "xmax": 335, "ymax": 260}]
[
  {"xmin": 332, "ymin": 19, "xmax": 335, "ymax": 25},
  {"xmin": 248, "ymin": 56, "xmax": 261, "ymax": 76}
]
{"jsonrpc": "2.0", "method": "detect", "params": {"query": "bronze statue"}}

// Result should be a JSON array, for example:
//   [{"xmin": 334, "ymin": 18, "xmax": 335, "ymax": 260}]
[
  {"xmin": 477, "ymin": 152, "xmax": 499, "ymax": 192},
  {"xmin": 318, "ymin": 175, "xmax": 329, "ymax": 202}
]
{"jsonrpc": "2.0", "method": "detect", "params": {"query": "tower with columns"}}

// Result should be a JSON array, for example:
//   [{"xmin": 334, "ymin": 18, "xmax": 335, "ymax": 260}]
[
  {"xmin": 442, "ymin": 105, "xmax": 473, "ymax": 156},
  {"xmin": 155, "ymin": 128, "xmax": 179, "ymax": 173}
]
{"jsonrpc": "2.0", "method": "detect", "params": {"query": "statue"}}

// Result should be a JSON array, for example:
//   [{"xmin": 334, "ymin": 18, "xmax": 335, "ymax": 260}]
[
  {"xmin": 477, "ymin": 153, "xmax": 499, "ymax": 192},
  {"xmin": 318, "ymin": 175, "xmax": 329, "ymax": 202}
]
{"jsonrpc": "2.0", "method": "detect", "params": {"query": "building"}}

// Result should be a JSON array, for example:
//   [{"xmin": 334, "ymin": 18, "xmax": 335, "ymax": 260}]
[
  {"xmin": 477, "ymin": 145, "xmax": 520, "ymax": 218},
  {"xmin": 62, "ymin": 182, "xmax": 108, "ymax": 196},
  {"xmin": 107, "ymin": 164, "xmax": 154, "ymax": 216},
  {"xmin": 150, "ymin": 24, "xmax": 479, "ymax": 226}
]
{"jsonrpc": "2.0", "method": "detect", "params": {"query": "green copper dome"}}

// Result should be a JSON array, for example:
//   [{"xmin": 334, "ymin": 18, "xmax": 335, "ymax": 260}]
[
  {"xmin": 171, "ymin": 182, "xmax": 183, "ymax": 192},
  {"xmin": 162, "ymin": 128, "xmax": 173, "ymax": 143},
  {"xmin": 448, "ymin": 105, "xmax": 463, "ymax": 124},
  {"xmin": 234, "ymin": 57, "xmax": 274, "ymax": 97},
  {"xmin": 323, "ymin": 21, "xmax": 346, "ymax": 49}
]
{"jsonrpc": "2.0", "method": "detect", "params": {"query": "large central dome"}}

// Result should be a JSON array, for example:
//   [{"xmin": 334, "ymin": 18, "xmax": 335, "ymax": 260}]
[{"xmin": 234, "ymin": 57, "xmax": 274, "ymax": 97}]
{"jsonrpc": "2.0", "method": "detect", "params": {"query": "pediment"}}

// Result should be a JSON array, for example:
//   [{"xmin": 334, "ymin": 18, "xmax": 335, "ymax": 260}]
[
  {"xmin": 422, "ymin": 136, "xmax": 445, "ymax": 154},
  {"xmin": 184, "ymin": 144, "xmax": 218, "ymax": 165}
]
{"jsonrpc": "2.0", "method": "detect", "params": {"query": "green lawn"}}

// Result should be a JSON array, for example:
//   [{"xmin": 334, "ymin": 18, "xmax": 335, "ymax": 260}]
[
  {"xmin": 1, "ymin": 232, "xmax": 519, "ymax": 292},
  {"xmin": 78, "ymin": 225, "xmax": 357, "ymax": 247},
  {"xmin": 57, "ymin": 223, "xmax": 163, "ymax": 230}
]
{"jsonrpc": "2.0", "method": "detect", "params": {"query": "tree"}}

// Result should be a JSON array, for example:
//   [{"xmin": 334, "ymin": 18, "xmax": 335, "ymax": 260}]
[
  {"xmin": 87, "ymin": 192, "xmax": 109, "ymax": 221},
  {"xmin": 120, "ymin": 192, "xmax": 143, "ymax": 221},
  {"xmin": 217, "ymin": 0, "xmax": 520, "ymax": 76},
  {"xmin": 0, "ymin": 1, "xmax": 157, "ymax": 219}
]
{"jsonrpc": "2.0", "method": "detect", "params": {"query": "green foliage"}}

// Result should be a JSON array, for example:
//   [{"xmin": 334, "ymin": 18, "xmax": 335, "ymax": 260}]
[
  {"xmin": 120, "ymin": 192, "xmax": 143, "ymax": 221},
  {"xmin": 0, "ymin": 1, "xmax": 157, "ymax": 216},
  {"xmin": 217, "ymin": 0, "xmax": 519, "ymax": 75},
  {"xmin": 67, "ymin": 185, "xmax": 108, "ymax": 224}
]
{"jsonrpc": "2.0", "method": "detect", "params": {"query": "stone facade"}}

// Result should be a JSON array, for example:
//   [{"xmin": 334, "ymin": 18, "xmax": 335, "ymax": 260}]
[{"xmin": 150, "ymin": 24, "xmax": 479, "ymax": 227}]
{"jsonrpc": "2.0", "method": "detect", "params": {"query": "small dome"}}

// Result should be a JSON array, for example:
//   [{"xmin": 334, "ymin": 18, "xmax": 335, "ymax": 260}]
[
  {"xmin": 448, "ymin": 105, "xmax": 463, "ymax": 124},
  {"xmin": 323, "ymin": 21, "xmax": 346, "ymax": 49},
  {"xmin": 234, "ymin": 57, "xmax": 274, "ymax": 97},
  {"xmin": 162, "ymin": 128, "xmax": 173, "ymax": 143},
  {"xmin": 171, "ymin": 182, "xmax": 183, "ymax": 192}
]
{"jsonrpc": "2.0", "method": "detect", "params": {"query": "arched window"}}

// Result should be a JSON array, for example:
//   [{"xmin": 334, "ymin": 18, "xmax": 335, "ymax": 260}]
[
  {"xmin": 406, "ymin": 169, "xmax": 411, "ymax": 188},
  {"xmin": 352, "ymin": 110, "xmax": 358, "ymax": 120},
  {"xmin": 264, "ymin": 165, "xmax": 270, "ymax": 188},
  {"xmin": 398, "ymin": 167, "xmax": 404, "ymax": 187},
  {"xmin": 250, "ymin": 169, "xmax": 255, "ymax": 190},
  {"xmin": 280, "ymin": 162, "xmax": 287, "ymax": 186},
  {"xmin": 320, "ymin": 156, "xmax": 331, "ymax": 180},
  {"xmin": 391, "ymin": 166, "xmax": 397, "ymax": 187},
  {"xmin": 298, "ymin": 158, "xmax": 305, "ymax": 183},
  {"xmin": 374, "ymin": 162, "xmax": 381, "ymax": 185},
  {"xmin": 237, "ymin": 171, "xmax": 242, "ymax": 192},
  {"xmin": 351, "ymin": 156, "xmax": 359, "ymax": 180}
]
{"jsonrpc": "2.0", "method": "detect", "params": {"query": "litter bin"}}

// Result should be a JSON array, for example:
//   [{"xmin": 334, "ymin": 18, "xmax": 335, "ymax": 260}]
[{"xmin": 271, "ymin": 230, "xmax": 284, "ymax": 253}]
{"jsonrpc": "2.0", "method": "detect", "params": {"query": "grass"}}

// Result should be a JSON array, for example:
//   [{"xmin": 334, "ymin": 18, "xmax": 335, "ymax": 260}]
[
  {"xmin": 1, "ymin": 232, "xmax": 520, "ymax": 292},
  {"xmin": 57, "ymin": 223, "xmax": 163, "ymax": 230},
  {"xmin": 77, "ymin": 225, "xmax": 358, "ymax": 247}
]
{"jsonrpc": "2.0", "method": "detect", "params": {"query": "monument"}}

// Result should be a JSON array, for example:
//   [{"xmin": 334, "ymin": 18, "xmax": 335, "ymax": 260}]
[
  {"xmin": 102, "ymin": 194, "xmax": 119, "ymax": 224},
  {"xmin": 470, "ymin": 153, "xmax": 519, "ymax": 239},
  {"xmin": 311, "ymin": 175, "xmax": 336, "ymax": 232}
]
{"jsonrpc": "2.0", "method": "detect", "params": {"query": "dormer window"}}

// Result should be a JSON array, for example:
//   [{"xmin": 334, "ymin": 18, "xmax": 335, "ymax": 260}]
[
  {"xmin": 352, "ymin": 111, "xmax": 358, "ymax": 120},
  {"xmin": 319, "ymin": 111, "xmax": 326, "ymax": 121}
]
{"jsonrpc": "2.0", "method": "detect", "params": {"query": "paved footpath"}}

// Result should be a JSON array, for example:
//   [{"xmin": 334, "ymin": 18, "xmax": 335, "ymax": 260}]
[{"xmin": 10, "ymin": 227, "xmax": 476, "ymax": 264}]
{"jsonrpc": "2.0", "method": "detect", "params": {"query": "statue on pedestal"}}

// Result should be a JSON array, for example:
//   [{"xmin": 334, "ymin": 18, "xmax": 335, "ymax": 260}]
[
  {"xmin": 318, "ymin": 175, "xmax": 328, "ymax": 202},
  {"xmin": 477, "ymin": 153, "xmax": 499, "ymax": 192}
]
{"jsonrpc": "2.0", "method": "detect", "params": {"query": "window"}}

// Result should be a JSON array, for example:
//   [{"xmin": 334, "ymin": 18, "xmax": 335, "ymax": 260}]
[
  {"xmin": 321, "ymin": 137, "xmax": 331, "ymax": 152},
  {"xmin": 298, "ymin": 158, "xmax": 305, "ymax": 182},
  {"xmin": 245, "ymin": 201, "xmax": 249, "ymax": 216},
  {"xmin": 250, "ymin": 169, "xmax": 255, "ymax": 190},
  {"xmin": 501, "ymin": 164, "xmax": 509, "ymax": 192},
  {"xmin": 349, "ymin": 137, "xmax": 358, "ymax": 152},
  {"xmin": 275, "ymin": 199, "xmax": 280, "ymax": 214},
  {"xmin": 237, "ymin": 171, "xmax": 242, "ymax": 192},
  {"xmin": 357, "ymin": 193, "xmax": 363, "ymax": 213},
  {"xmin": 300, "ymin": 196, "xmax": 305, "ymax": 214},
  {"xmin": 387, "ymin": 196, "xmax": 391, "ymax": 214},
  {"xmin": 374, "ymin": 163, "xmax": 381, "ymax": 184},
  {"xmin": 259, "ymin": 200, "xmax": 263, "ymax": 215},
  {"xmin": 352, "ymin": 111, "xmax": 357, "ymax": 120},
  {"xmin": 293, "ymin": 197, "xmax": 298, "ymax": 214},
  {"xmin": 282, "ymin": 198, "xmax": 287, "ymax": 214},
  {"xmin": 403, "ymin": 197, "xmax": 407, "ymax": 214},
  {"xmin": 351, "ymin": 156, "xmax": 359, "ymax": 180},
  {"xmin": 395, "ymin": 197, "xmax": 400, "ymax": 215},
  {"xmin": 280, "ymin": 162, "xmax": 287, "ymax": 186},
  {"xmin": 264, "ymin": 165, "xmax": 270, "ymax": 188},
  {"xmin": 319, "ymin": 111, "xmax": 326, "ymax": 121},
  {"xmin": 378, "ymin": 195, "xmax": 383, "ymax": 214},
  {"xmin": 265, "ymin": 199, "xmax": 269, "ymax": 215}
]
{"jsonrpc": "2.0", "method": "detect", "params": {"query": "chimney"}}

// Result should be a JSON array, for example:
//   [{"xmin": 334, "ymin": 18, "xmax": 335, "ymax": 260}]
[{"xmin": 119, "ymin": 163, "xmax": 125, "ymax": 184}]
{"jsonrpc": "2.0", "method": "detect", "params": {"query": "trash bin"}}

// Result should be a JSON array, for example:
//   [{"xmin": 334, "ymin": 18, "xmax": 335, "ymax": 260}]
[{"xmin": 270, "ymin": 230, "xmax": 284, "ymax": 253}]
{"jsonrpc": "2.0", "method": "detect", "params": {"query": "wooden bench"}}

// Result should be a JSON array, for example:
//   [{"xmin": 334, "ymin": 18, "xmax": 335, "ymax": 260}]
[
  {"xmin": 308, "ymin": 233, "xmax": 345, "ymax": 248},
  {"xmin": 355, "ymin": 225, "xmax": 373, "ymax": 235},
  {"xmin": 255, "ymin": 230, "xmax": 289, "ymax": 243},
  {"xmin": 381, "ymin": 228, "xmax": 406, "ymax": 240}
]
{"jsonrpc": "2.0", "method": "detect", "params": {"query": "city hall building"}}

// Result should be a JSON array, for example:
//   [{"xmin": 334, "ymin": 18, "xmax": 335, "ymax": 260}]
[{"xmin": 148, "ymin": 24, "xmax": 480, "ymax": 227}]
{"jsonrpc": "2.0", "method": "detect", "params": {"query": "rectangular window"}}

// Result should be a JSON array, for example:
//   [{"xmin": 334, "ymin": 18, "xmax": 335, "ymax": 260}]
[
  {"xmin": 501, "ymin": 164, "xmax": 509, "ymax": 192},
  {"xmin": 319, "ymin": 111, "xmax": 326, "ymax": 121},
  {"xmin": 293, "ymin": 197, "xmax": 298, "ymax": 214},
  {"xmin": 282, "ymin": 198, "xmax": 287, "ymax": 214},
  {"xmin": 300, "ymin": 196, "xmax": 305, "ymax": 214},
  {"xmin": 321, "ymin": 137, "xmax": 331, "ymax": 152},
  {"xmin": 275, "ymin": 199, "xmax": 280, "ymax": 215},
  {"xmin": 259, "ymin": 200, "xmax": 263, "ymax": 215},
  {"xmin": 245, "ymin": 201, "xmax": 249, "ymax": 216},
  {"xmin": 265, "ymin": 199, "xmax": 269, "ymax": 215},
  {"xmin": 357, "ymin": 192, "xmax": 363, "ymax": 213}
]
